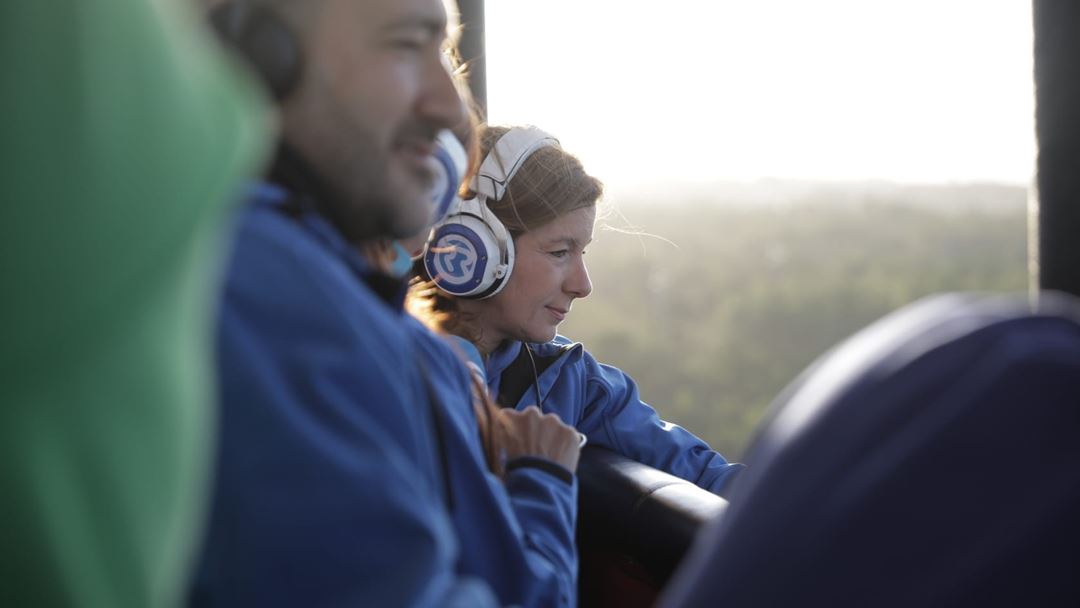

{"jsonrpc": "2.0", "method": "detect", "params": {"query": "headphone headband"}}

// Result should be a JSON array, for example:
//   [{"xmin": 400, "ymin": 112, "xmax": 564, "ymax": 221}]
[{"xmin": 471, "ymin": 126, "xmax": 559, "ymax": 201}]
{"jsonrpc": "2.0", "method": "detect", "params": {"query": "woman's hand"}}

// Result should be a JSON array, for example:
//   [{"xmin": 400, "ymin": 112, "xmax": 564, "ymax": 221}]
[{"xmin": 495, "ymin": 405, "xmax": 582, "ymax": 473}]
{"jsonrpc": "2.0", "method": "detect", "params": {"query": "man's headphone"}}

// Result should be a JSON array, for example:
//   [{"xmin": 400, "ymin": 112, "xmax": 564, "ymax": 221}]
[
  {"xmin": 423, "ymin": 126, "xmax": 559, "ymax": 299},
  {"xmin": 429, "ymin": 130, "xmax": 469, "ymax": 226},
  {"xmin": 209, "ymin": 2, "xmax": 302, "ymax": 100}
]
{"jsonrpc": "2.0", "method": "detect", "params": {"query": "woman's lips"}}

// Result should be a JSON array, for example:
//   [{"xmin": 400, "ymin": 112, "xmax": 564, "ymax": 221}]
[{"xmin": 546, "ymin": 306, "xmax": 568, "ymax": 322}]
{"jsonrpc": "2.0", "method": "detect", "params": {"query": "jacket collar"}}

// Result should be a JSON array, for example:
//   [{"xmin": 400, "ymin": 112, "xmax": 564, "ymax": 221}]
[
  {"xmin": 485, "ymin": 338, "xmax": 584, "ymax": 406},
  {"xmin": 250, "ymin": 180, "xmax": 409, "ymax": 309}
]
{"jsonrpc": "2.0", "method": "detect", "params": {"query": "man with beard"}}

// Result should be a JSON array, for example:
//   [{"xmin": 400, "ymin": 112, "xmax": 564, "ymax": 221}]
[{"xmin": 189, "ymin": 0, "xmax": 498, "ymax": 605}]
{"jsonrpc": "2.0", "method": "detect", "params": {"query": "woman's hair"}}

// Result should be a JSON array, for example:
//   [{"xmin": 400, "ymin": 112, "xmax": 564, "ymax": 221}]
[
  {"xmin": 469, "ymin": 125, "xmax": 603, "ymax": 236},
  {"xmin": 410, "ymin": 124, "xmax": 604, "ymax": 340}
]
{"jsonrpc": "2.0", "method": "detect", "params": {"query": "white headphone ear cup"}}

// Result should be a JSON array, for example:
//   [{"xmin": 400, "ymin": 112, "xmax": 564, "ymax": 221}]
[
  {"xmin": 424, "ymin": 214, "xmax": 504, "ymax": 298},
  {"xmin": 487, "ymin": 227, "xmax": 515, "ymax": 298}
]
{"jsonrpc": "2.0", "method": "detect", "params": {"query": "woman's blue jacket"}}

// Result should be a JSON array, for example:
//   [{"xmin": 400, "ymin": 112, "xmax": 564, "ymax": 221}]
[{"xmin": 485, "ymin": 337, "xmax": 744, "ymax": 494}]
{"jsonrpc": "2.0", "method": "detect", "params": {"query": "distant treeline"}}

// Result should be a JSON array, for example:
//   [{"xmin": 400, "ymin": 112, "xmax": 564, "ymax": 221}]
[{"xmin": 561, "ymin": 184, "xmax": 1029, "ymax": 458}]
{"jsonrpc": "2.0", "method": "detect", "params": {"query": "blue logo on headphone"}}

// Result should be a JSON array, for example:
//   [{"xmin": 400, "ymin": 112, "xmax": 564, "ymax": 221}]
[
  {"xmin": 424, "ymin": 222, "xmax": 489, "ymax": 295},
  {"xmin": 431, "ymin": 232, "xmax": 481, "ymax": 286},
  {"xmin": 439, "ymin": 237, "xmax": 474, "ymax": 279}
]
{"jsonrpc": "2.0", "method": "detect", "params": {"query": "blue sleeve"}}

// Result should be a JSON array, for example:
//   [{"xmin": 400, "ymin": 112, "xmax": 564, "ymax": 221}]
[
  {"xmin": 193, "ymin": 220, "xmax": 496, "ymax": 607},
  {"xmin": 501, "ymin": 464, "xmax": 579, "ymax": 607},
  {"xmin": 575, "ymin": 356, "xmax": 744, "ymax": 494},
  {"xmin": 426, "ymin": 328, "xmax": 578, "ymax": 607}
]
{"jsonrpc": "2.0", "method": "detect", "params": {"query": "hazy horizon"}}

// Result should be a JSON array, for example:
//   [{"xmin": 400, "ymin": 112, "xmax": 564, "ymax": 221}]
[{"xmin": 601, "ymin": 176, "xmax": 1029, "ymax": 211}]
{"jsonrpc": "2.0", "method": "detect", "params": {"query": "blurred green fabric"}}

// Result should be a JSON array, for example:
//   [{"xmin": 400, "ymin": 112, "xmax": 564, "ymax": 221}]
[{"xmin": 0, "ymin": 0, "xmax": 269, "ymax": 605}]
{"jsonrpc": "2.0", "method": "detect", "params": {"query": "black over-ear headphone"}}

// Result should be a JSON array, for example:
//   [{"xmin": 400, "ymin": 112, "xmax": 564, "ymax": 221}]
[
  {"xmin": 209, "ymin": 1, "xmax": 302, "ymax": 100},
  {"xmin": 422, "ymin": 126, "xmax": 560, "ymax": 299}
]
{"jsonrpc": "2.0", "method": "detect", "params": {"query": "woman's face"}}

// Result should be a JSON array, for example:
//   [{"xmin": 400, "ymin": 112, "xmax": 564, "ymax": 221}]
[{"xmin": 470, "ymin": 205, "xmax": 596, "ymax": 352}]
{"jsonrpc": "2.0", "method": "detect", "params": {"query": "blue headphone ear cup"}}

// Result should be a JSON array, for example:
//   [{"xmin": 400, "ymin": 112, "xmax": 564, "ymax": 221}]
[
  {"xmin": 424, "ymin": 211, "xmax": 512, "ymax": 299},
  {"xmin": 429, "ymin": 131, "xmax": 468, "ymax": 225},
  {"xmin": 210, "ymin": 2, "xmax": 301, "ymax": 100}
]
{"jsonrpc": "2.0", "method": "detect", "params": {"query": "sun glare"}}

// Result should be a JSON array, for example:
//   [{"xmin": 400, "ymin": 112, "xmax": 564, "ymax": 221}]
[{"xmin": 485, "ymin": 1, "xmax": 1035, "ymax": 198}]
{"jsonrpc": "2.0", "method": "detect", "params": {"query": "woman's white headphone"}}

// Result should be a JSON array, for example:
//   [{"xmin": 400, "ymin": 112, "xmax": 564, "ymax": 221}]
[{"xmin": 423, "ymin": 126, "xmax": 559, "ymax": 299}]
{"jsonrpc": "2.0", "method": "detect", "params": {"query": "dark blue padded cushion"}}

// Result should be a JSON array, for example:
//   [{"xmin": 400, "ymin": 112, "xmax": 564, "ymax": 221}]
[{"xmin": 661, "ymin": 292, "xmax": 1080, "ymax": 608}]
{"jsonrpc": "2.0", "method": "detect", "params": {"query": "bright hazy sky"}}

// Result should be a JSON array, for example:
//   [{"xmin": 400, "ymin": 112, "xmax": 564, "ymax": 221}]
[{"xmin": 483, "ymin": 1, "xmax": 1035, "ymax": 197}]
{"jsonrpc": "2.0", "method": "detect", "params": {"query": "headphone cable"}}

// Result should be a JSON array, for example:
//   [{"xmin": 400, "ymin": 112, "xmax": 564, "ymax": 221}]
[{"xmin": 524, "ymin": 344, "xmax": 544, "ymax": 412}]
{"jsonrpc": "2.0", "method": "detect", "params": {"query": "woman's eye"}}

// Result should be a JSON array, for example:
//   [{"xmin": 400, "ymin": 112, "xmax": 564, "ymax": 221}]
[{"xmin": 549, "ymin": 250, "xmax": 569, "ymax": 259}]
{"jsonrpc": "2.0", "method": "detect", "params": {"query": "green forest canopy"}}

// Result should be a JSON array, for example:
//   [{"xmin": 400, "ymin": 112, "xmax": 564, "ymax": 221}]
[{"xmin": 560, "ymin": 182, "xmax": 1029, "ymax": 458}]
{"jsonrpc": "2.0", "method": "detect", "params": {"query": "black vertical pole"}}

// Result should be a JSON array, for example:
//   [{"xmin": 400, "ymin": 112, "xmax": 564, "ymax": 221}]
[
  {"xmin": 1034, "ymin": 1, "xmax": 1080, "ymax": 297},
  {"xmin": 456, "ymin": 0, "xmax": 488, "ymax": 117}
]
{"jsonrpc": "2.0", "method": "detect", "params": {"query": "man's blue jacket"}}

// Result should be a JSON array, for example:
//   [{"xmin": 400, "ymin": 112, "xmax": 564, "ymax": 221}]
[
  {"xmin": 190, "ymin": 185, "xmax": 496, "ymax": 607},
  {"xmin": 192, "ymin": 183, "xmax": 579, "ymax": 607},
  {"xmin": 407, "ymin": 319, "xmax": 578, "ymax": 607}
]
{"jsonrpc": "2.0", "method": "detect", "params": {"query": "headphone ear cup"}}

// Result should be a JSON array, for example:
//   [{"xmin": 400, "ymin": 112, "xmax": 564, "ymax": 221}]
[
  {"xmin": 424, "ymin": 214, "xmax": 512, "ymax": 299},
  {"xmin": 429, "ymin": 130, "xmax": 468, "ymax": 225},
  {"xmin": 210, "ymin": 3, "xmax": 302, "ymax": 100}
]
